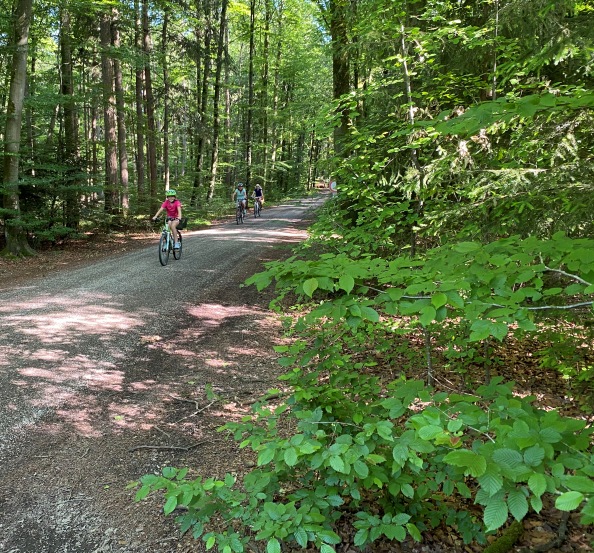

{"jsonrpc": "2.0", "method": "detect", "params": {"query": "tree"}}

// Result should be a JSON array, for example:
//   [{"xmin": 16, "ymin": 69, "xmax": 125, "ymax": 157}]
[{"xmin": 2, "ymin": 0, "xmax": 34, "ymax": 257}]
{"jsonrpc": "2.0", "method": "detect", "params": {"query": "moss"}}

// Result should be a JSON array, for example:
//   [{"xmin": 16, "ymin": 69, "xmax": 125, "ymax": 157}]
[{"xmin": 483, "ymin": 521, "xmax": 524, "ymax": 553}]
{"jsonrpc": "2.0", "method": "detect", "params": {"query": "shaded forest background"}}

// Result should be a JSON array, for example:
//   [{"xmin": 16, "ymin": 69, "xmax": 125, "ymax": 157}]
[{"xmin": 3, "ymin": 0, "xmax": 594, "ymax": 551}]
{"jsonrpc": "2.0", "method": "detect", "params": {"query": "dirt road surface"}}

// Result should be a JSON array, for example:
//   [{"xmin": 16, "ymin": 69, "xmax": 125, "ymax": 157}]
[{"xmin": 0, "ymin": 196, "xmax": 325, "ymax": 553}]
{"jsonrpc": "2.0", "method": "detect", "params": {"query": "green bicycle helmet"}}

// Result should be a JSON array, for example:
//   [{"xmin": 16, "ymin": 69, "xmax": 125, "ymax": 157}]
[{"xmin": 166, "ymin": 189, "xmax": 176, "ymax": 196}]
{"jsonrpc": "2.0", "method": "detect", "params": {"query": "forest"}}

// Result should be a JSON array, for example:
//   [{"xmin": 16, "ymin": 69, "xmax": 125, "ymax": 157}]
[{"xmin": 2, "ymin": 0, "xmax": 594, "ymax": 551}]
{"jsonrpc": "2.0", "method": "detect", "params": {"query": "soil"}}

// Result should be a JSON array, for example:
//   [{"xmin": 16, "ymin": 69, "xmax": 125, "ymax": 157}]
[{"xmin": 0, "ymin": 206, "xmax": 593, "ymax": 553}]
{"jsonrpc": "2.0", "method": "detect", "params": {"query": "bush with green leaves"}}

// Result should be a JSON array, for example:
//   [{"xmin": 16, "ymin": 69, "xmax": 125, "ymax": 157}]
[
  {"xmin": 135, "ymin": 366, "xmax": 594, "ymax": 552},
  {"xmin": 134, "ymin": 228, "xmax": 594, "ymax": 552}
]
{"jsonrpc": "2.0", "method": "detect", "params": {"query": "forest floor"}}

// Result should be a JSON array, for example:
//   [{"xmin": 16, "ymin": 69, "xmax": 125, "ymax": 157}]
[{"xmin": 1, "ymin": 212, "xmax": 593, "ymax": 553}]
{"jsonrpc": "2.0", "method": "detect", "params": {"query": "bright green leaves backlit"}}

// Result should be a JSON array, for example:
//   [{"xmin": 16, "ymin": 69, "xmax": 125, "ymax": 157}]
[{"xmin": 247, "ymin": 232, "xmax": 594, "ymax": 341}]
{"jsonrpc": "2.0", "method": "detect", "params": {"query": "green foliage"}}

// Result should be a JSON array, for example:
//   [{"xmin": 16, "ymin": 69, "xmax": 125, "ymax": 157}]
[
  {"xmin": 248, "ymin": 232, "xmax": 594, "ymax": 343},
  {"xmin": 135, "ymin": 370, "xmax": 594, "ymax": 551}
]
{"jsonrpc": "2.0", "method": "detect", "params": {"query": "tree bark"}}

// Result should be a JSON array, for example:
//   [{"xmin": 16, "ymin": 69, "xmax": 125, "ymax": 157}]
[
  {"xmin": 143, "ymin": 0, "xmax": 158, "ymax": 205},
  {"xmin": 245, "ymin": 0, "xmax": 255, "ymax": 188},
  {"xmin": 206, "ymin": 0, "xmax": 228, "ymax": 201},
  {"xmin": 60, "ymin": 6, "xmax": 81, "ymax": 229},
  {"xmin": 161, "ymin": 6, "xmax": 170, "ymax": 190},
  {"xmin": 134, "ymin": 0, "xmax": 145, "ymax": 203},
  {"xmin": 191, "ymin": 0, "xmax": 212, "ymax": 206},
  {"xmin": 2, "ymin": 0, "xmax": 35, "ymax": 256},
  {"xmin": 329, "ymin": 0, "xmax": 350, "ymax": 156},
  {"xmin": 100, "ymin": 12, "xmax": 118, "ymax": 215},
  {"xmin": 112, "ymin": 17, "xmax": 129, "ymax": 214}
]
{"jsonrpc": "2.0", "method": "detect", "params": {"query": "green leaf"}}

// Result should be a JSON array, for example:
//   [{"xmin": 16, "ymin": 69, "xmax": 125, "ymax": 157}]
[
  {"xmin": 431, "ymin": 292, "xmax": 448, "ymax": 308},
  {"xmin": 329, "ymin": 455, "xmax": 347, "ymax": 473},
  {"xmin": 444, "ymin": 450, "xmax": 487, "ymax": 477},
  {"xmin": 507, "ymin": 489, "xmax": 529, "ymax": 521},
  {"xmin": 484, "ymin": 498, "xmax": 509, "ymax": 531},
  {"xmin": 478, "ymin": 470, "xmax": 503, "ymax": 497},
  {"xmin": 354, "ymin": 460, "xmax": 369, "ymax": 478},
  {"xmin": 320, "ymin": 545, "xmax": 336, "ymax": 553},
  {"xmin": 419, "ymin": 305, "xmax": 436, "ymax": 326},
  {"xmin": 564, "ymin": 475, "xmax": 594, "ymax": 494},
  {"xmin": 267, "ymin": 538, "xmax": 282, "ymax": 553},
  {"xmin": 257, "ymin": 448, "xmax": 275, "ymax": 466},
  {"xmin": 284, "ymin": 447, "xmax": 298, "ymax": 467},
  {"xmin": 528, "ymin": 473, "xmax": 547, "ymax": 497},
  {"xmin": 293, "ymin": 527, "xmax": 308, "ymax": 548},
  {"xmin": 555, "ymin": 491, "xmax": 584, "ymax": 511},
  {"xmin": 339, "ymin": 274, "xmax": 355, "ymax": 294},
  {"xmin": 164, "ymin": 495, "xmax": 178, "ymax": 515},
  {"xmin": 303, "ymin": 278, "xmax": 319, "ymax": 297},
  {"xmin": 360, "ymin": 305, "xmax": 380, "ymax": 322},
  {"xmin": 492, "ymin": 449, "xmax": 523, "ymax": 469},
  {"xmin": 418, "ymin": 425, "xmax": 444, "ymax": 440},
  {"xmin": 406, "ymin": 522, "xmax": 422, "ymax": 541},
  {"xmin": 523, "ymin": 445, "xmax": 545, "ymax": 467},
  {"xmin": 454, "ymin": 242, "xmax": 481, "ymax": 253}
]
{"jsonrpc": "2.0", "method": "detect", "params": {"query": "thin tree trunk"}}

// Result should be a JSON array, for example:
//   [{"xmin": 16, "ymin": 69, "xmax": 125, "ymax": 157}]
[
  {"xmin": 191, "ymin": 0, "xmax": 212, "ymax": 206},
  {"xmin": 207, "ymin": 0, "xmax": 228, "ymax": 201},
  {"xmin": 245, "ymin": 0, "xmax": 255, "ymax": 188},
  {"xmin": 112, "ymin": 17, "xmax": 129, "ymax": 214},
  {"xmin": 134, "ymin": 0, "xmax": 145, "ymax": 203},
  {"xmin": 100, "ymin": 12, "xmax": 118, "ymax": 215},
  {"xmin": 330, "ymin": 0, "xmax": 350, "ymax": 156},
  {"xmin": 260, "ymin": 0, "xmax": 271, "ymax": 186},
  {"xmin": 161, "ymin": 7, "xmax": 170, "ymax": 190},
  {"xmin": 400, "ymin": 22, "xmax": 424, "ymax": 257},
  {"xmin": 2, "ymin": 0, "xmax": 34, "ymax": 256},
  {"xmin": 143, "ymin": 0, "xmax": 158, "ymax": 205},
  {"xmin": 60, "ymin": 6, "xmax": 80, "ymax": 229}
]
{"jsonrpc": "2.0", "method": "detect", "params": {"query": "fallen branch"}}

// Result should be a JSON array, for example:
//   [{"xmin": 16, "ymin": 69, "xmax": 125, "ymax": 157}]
[
  {"xmin": 129, "ymin": 440, "xmax": 206, "ymax": 453},
  {"xmin": 172, "ymin": 400, "xmax": 217, "ymax": 424}
]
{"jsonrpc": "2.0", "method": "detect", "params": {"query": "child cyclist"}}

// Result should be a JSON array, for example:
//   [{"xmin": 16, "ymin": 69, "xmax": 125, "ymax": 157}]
[
  {"xmin": 251, "ymin": 184, "xmax": 264, "ymax": 209},
  {"xmin": 152, "ymin": 189, "xmax": 182, "ymax": 249}
]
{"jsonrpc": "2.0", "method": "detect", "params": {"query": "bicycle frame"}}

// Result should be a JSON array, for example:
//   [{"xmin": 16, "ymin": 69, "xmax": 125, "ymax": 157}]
[{"xmin": 157, "ymin": 218, "xmax": 182, "ymax": 265}]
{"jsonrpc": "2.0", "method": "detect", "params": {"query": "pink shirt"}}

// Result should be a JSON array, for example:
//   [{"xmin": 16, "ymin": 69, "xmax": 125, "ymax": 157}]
[{"xmin": 161, "ymin": 199, "xmax": 181, "ymax": 218}]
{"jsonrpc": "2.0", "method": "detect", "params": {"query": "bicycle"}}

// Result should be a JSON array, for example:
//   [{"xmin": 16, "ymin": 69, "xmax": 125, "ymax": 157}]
[
  {"xmin": 253, "ymin": 198, "xmax": 262, "ymax": 218},
  {"xmin": 236, "ymin": 201, "xmax": 246, "ymax": 224},
  {"xmin": 156, "ymin": 218, "xmax": 183, "ymax": 266}
]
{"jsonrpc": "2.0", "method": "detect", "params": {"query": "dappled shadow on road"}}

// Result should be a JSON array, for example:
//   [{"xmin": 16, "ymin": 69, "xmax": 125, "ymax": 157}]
[{"xmin": 0, "ymin": 291, "xmax": 285, "ymax": 442}]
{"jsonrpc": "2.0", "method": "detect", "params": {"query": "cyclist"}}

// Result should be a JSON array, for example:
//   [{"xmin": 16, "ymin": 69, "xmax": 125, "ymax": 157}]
[
  {"xmin": 152, "ymin": 189, "xmax": 183, "ymax": 249},
  {"xmin": 232, "ymin": 183, "xmax": 247, "ymax": 216},
  {"xmin": 252, "ymin": 184, "xmax": 264, "ymax": 211}
]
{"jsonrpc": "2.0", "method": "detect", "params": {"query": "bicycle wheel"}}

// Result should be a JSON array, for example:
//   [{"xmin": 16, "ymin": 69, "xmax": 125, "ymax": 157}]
[
  {"xmin": 159, "ymin": 232, "xmax": 170, "ymax": 266},
  {"xmin": 254, "ymin": 202, "xmax": 261, "ymax": 217},
  {"xmin": 173, "ymin": 232, "xmax": 182, "ymax": 260},
  {"xmin": 236, "ymin": 207, "xmax": 241, "ymax": 225}
]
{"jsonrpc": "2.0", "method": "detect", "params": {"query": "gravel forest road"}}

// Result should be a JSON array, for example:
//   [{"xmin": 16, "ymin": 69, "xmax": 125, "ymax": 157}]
[{"xmin": 0, "ymin": 195, "xmax": 325, "ymax": 553}]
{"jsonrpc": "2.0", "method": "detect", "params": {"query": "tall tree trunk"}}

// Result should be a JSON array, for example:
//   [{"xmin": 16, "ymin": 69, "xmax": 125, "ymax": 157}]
[
  {"xmin": 269, "ymin": 3, "xmax": 283, "ymax": 194},
  {"xmin": 2, "ymin": 0, "xmax": 34, "ymax": 257},
  {"xmin": 143, "ymin": 0, "xmax": 158, "ymax": 204},
  {"xmin": 329, "ymin": 0, "xmax": 350, "ymax": 156},
  {"xmin": 60, "ymin": 6, "xmax": 80, "ymax": 229},
  {"xmin": 260, "ymin": 0, "xmax": 271, "ymax": 186},
  {"xmin": 245, "ymin": 0, "xmax": 255, "ymax": 187},
  {"xmin": 100, "ymin": 12, "xmax": 118, "ymax": 215},
  {"xmin": 112, "ymin": 17, "xmax": 129, "ymax": 214},
  {"xmin": 223, "ymin": 21, "xmax": 232, "ymax": 190},
  {"xmin": 134, "ymin": 0, "xmax": 145, "ymax": 203},
  {"xmin": 191, "ymin": 0, "xmax": 212, "ymax": 206},
  {"xmin": 161, "ymin": 6, "xmax": 170, "ymax": 190},
  {"xmin": 207, "ymin": 0, "xmax": 228, "ymax": 201}
]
